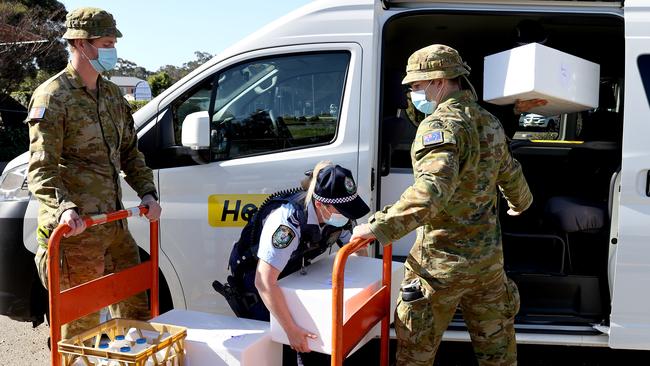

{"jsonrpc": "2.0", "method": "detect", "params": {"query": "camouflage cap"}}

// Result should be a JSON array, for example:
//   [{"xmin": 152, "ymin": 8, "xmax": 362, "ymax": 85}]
[
  {"xmin": 402, "ymin": 44, "xmax": 471, "ymax": 85},
  {"xmin": 62, "ymin": 7, "xmax": 122, "ymax": 40}
]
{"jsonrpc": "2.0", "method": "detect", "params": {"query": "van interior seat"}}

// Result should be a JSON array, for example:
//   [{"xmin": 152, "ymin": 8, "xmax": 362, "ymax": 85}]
[
  {"xmin": 544, "ymin": 196, "xmax": 606, "ymax": 234},
  {"xmin": 542, "ymin": 82, "xmax": 622, "ymax": 237},
  {"xmin": 505, "ymin": 91, "xmax": 622, "ymax": 275}
]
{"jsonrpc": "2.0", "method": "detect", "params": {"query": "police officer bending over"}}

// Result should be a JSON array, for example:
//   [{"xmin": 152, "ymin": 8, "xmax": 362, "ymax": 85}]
[{"xmin": 214, "ymin": 161, "xmax": 369, "ymax": 363}]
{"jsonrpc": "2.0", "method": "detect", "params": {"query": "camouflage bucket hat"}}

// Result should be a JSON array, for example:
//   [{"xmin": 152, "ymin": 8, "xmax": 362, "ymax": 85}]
[
  {"xmin": 62, "ymin": 7, "xmax": 122, "ymax": 40},
  {"xmin": 402, "ymin": 44, "xmax": 471, "ymax": 85}
]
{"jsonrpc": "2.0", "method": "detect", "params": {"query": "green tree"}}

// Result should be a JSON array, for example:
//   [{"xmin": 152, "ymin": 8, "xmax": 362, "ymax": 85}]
[
  {"xmin": 155, "ymin": 51, "xmax": 213, "ymax": 85},
  {"xmin": 104, "ymin": 58, "xmax": 151, "ymax": 80},
  {"xmin": 0, "ymin": 1, "xmax": 67, "ymax": 100},
  {"xmin": 156, "ymin": 64, "xmax": 186, "ymax": 84},
  {"xmin": 182, "ymin": 51, "xmax": 212, "ymax": 72},
  {"xmin": 0, "ymin": 1, "xmax": 67, "ymax": 162},
  {"xmin": 148, "ymin": 72, "xmax": 172, "ymax": 97}
]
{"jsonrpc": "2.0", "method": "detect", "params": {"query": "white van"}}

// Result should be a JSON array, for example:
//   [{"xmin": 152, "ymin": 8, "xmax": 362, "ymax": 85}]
[{"xmin": 1, "ymin": 0, "xmax": 649, "ymax": 352}]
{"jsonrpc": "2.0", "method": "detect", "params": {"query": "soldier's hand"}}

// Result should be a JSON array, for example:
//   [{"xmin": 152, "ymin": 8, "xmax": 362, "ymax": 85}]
[
  {"xmin": 141, "ymin": 194, "xmax": 161, "ymax": 221},
  {"xmin": 287, "ymin": 324, "xmax": 317, "ymax": 353},
  {"xmin": 507, "ymin": 208, "xmax": 522, "ymax": 216},
  {"xmin": 350, "ymin": 223, "xmax": 376, "ymax": 244},
  {"xmin": 60, "ymin": 209, "xmax": 86, "ymax": 237},
  {"xmin": 513, "ymin": 99, "xmax": 548, "ymax": 114}
]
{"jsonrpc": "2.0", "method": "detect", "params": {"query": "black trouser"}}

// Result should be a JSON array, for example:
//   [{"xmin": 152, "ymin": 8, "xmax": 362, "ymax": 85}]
[{"xmin": 283, "ymin": 345, "xmax": 331, "ymax": 366}]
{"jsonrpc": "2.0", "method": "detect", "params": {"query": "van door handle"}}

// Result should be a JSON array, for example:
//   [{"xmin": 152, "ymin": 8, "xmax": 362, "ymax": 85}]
[{"xmin": 646, "ymin": 171, "xmax": 650, "ymax": 197}]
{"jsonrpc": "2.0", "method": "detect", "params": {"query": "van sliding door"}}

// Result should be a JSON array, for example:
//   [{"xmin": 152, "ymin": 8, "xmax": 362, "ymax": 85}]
[{"xmin": 609, "ymin": 0, "xmax": 650, "ymax": 350}]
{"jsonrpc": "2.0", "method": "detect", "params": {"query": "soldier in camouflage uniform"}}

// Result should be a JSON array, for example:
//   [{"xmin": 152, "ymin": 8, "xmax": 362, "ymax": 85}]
[
  {"xmin": 26, "ymin": 7, "xmax": 162, "ymax": 338},
  {"xmin": 351, "ymin": 45, "xmax": 533, "ymax": 365}
]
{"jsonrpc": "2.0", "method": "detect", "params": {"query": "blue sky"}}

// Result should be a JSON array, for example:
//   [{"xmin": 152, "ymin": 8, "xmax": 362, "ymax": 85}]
[{"xmin": 59, "ymin": 0, "xmax": 313, "ymax": 71}]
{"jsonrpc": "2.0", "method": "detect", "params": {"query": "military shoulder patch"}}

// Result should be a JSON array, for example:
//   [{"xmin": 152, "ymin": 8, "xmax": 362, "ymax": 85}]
[
  {"xmin": 272, "ymin": 225, "xmax": 296, "ymax": 249},
  {"xmin": 422, "ymin": 130, "xmax": 444, "ymax": 146},
  {"xmin": 28, "ymin": 107, "xmax": 46, "ymax": 120}
]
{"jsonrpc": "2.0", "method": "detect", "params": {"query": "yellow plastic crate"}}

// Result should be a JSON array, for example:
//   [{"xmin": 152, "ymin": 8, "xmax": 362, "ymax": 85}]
[{"xmin": 58, "ymin": 318, "xmax": 186, "ymax": 366}]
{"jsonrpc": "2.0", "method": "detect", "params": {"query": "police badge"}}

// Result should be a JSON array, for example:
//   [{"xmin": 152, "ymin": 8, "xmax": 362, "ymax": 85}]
[
  {"xmin": 344, "ymin": 176, "xmax": 356, "ymax": 194},
  {"xmin": 272, "ymin": 225, "xmax": 296, "ymax": 249}
]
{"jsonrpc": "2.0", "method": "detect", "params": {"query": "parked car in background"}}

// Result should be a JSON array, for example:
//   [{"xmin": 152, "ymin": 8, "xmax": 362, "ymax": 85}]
[{"xmin": 519, "ymin": 112, "xmax": 560, "ymax": 129}]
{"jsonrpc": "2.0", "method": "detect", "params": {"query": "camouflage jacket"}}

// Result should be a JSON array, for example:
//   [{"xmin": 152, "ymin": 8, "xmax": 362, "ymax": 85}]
[
  {"xmin": 26, "ymin": 63, "xmax": 156, "ymax": 232},
  {"xmin": 369, "ymin": 90, "xmax": 532, "ymax": 278}
]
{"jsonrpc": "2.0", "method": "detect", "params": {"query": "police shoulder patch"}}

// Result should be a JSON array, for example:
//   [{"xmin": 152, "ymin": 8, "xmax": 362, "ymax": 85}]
[
  {"xmin": 272, "ymin": 225, "xmax": 296, "ymax": 249},
  {"xmin": 422, "ymin": 130, "xmax": 444, "ymax": 146}
]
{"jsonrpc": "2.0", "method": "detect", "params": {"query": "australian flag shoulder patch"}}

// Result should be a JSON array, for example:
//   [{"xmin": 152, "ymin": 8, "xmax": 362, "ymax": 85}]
[{"xmin": 422, "ymin": 130, "xmax": 444, "ymax": 147}]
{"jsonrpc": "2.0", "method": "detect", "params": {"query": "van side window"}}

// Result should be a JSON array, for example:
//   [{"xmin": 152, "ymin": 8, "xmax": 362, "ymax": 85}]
[
  {"xmin": 174, "ymin": 84, "xmax": 213, "ymax": 144},
  {"xmin": 210, "ymin": 52, "xmax": 350, "ymax": 161},
  {"xmin": 638, "ymin": 54, "xmax": 650, "ymax": 108}
]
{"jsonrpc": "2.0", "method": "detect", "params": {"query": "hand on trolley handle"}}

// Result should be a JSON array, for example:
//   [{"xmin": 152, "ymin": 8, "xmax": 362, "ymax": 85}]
[{"xmin": 49, "ymin": 206, "xmax": 160, "ymax": 366}]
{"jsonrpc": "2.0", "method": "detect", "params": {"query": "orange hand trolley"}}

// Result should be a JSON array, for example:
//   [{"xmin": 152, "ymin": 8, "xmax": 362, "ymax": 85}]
[
  {"xmin": 47, "ymin": 206, "xmax": 159, "ymax": 366},
  {"xmin": 331, "ymin": 239, "xmax": 392, "ymax": 366}
]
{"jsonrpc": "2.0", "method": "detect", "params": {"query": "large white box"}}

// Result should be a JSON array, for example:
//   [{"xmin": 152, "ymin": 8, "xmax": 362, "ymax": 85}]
[
  {"xmin": 483, "ymin": 43, "xmax": 600, "ymax": 116},
  {"xmin": 152, "ymin": 309, "xmax": 282, "ymax": 366},
  {"xmin": 270, "ymin": 254, "xmax": 404, "ymax": 355}
]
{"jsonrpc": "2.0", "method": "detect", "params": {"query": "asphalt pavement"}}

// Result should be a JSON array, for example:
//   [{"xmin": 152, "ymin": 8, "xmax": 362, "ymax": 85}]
[
  {"xmin": 1, "ymin": 314, "xmax": 648, "ymax": 365},
  {"xmin": 0, "ymin": 315, "xmax": 49, "ymax": 365}
]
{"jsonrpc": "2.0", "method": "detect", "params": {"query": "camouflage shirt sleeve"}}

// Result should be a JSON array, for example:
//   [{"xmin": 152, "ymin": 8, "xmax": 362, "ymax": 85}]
[
  {"xmin": 368, "ymin": 119, "xmax": 467, "ymax": 245},
  {"xmin": 26, "ymin": 91, "xmax": 78, "ymax": 222},
  {"xmin": 118, "ymin": 99, "xmax": 157, "ymax": 199},
  {"xmin": 497, "ymin": 144, "xmax": 532, "ymax": 213}
]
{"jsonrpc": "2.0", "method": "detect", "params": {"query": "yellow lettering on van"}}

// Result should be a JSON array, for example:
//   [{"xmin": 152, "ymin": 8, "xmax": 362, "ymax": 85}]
[{"xmin": 208, "ymin": 194, "xmax": 269, "ymax": 227}]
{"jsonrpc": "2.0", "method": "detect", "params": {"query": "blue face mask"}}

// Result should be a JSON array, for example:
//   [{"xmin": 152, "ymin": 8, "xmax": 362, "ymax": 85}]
[
  {"xmin": 83, "ymin": 42, "xmax": 118, "ymax": 72},
  {"xmin": 410, "ymin": 90, "xmax": 436, "ymax": 115},
  {"xmin": 321, "ymin": 205, "xmax": 349, "ymax": 227},
  {"xmin": 326, "ymin": 212, "xmax": 349, "ymax": 228}
]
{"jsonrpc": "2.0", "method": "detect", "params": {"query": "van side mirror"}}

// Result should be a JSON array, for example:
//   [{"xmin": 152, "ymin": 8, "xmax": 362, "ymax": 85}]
[
  {"xmin": 181, "ymin": 111, "xmax": 210, "ymax": 150},
  {"xmin": 180, "ymin": 111, "xmax": 211, "ymax": 165}
]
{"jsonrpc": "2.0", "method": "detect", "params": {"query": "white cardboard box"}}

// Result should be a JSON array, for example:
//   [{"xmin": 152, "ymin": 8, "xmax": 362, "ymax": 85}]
[
  {"xmin": 152, "ymin": 309, "xmax": 282, "ymax": 366},
  {"xmin": 270, "ymin": 254, "xmax": 404, "ymax": 355},
  {"xmin": 483, "ymin": 43, "xmax": 600, "ymax": 116}
]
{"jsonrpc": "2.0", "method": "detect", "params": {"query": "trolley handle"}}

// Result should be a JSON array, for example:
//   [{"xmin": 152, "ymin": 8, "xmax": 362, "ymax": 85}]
[
  {"xmin": 331, "ymin": 238, "xmax": 392, "ymax": 366},
  {"xmin": 49, "ymin": 206, "xmax": 159, "ymax": 366},
  {"xmin": 51, "ymin": 206, "xmax": 150, "ymax": 239}
]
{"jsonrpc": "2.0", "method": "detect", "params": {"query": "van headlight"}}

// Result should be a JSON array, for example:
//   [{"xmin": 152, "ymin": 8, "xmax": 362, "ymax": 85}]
[{"xmin": 0, "ymin": 164, "xmax": 30, "ymax": 202}]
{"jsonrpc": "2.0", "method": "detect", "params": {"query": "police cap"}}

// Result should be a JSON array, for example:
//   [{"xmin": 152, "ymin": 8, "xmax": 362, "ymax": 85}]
[{"xmin": 312, "ymin": 165, "xmax": 370, "ymax": 220}]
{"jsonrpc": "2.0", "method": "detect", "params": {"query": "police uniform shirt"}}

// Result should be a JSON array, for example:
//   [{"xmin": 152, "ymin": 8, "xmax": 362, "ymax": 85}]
[{"xmin": 257, "ymin": 201, "xmax": 320, "ymax": 271}]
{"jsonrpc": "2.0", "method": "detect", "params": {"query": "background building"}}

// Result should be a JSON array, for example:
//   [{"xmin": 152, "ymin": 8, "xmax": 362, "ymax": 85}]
[{"xmin": 109, "ymin": 76, "xmax": 152, "ymax": 101}]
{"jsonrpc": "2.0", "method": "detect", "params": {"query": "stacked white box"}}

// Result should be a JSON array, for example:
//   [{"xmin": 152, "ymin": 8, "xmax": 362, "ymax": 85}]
[
  {"xmin": 152, "ymin": 309, "xmax": 281, "ymax": 366},
  {"xmin": 483, "ymin": 43, "xmax": 600, "ymax": 116},
  {"xmin": 270, "ymin": 254, "xmax": 404, "ymax": 355}
]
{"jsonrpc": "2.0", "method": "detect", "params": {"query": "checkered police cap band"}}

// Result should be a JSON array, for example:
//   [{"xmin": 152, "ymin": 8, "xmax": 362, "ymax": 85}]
[{"xmin": 312, "ymin": 192, "xmax": 359, "ymax": 204}]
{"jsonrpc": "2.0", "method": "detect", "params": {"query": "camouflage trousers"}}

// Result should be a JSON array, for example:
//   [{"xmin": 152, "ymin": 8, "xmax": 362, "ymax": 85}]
[
  {"xmin": 34, "ymin": 221, "xmax": 149, "ymax": 339},
  {"xmin": 395, "ymin": 268, "xmax": 520, "ymax": 366}
]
